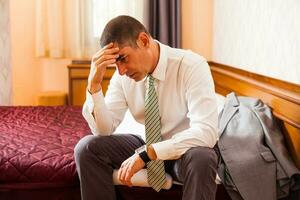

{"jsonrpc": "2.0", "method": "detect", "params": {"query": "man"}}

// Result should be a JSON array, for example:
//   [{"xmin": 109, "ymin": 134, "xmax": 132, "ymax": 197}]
[{"xmin": 74, "ymin": 15, "xmax": 219, "ymax": 200}]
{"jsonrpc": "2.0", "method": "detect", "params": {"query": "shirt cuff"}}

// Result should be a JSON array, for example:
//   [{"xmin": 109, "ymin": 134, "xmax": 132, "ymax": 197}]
[
  {"xmin": 86, "ymin": 89, "xmax": 104, "ymax": 113},
  {"xmin": 151, "ymin": 139, "xmax": 177, "ymax": 160}
]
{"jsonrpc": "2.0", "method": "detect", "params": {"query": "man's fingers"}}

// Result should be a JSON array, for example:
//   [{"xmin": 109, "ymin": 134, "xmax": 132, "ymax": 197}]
[
  {"xmin": 92, "ymin": 46, "xmax": 119, "ymax": 62},
  {"xmin": 117, "ymin": 168, "xmax": 124, "ymax": 184},
  {"xmin": 92, "ymin": 42, "xmax": 113, "ymax": 59},
  {"xmin": 124, "ymin": 169, "xmax": 133, "ymax": 186},
  {"xmin": 102, "ymin": 47, "xmax": 120, "ymax": 56},
  {"xmin": 118, "ymin": 158, "xmax": 136, "ymax": 186},
  {"xmin": 93, "ymin": 48, "xmax": 119, "ymax": 62},
  {"xmin": 97, "ymin": 59, "xmax": 117, "ymax": 69},
  {"xmin": 117, "ymin": 161, "xmax": 127, "ymax": 181},
  {"xmin": 120, "ymin": 166, "xmax": 129, "ymax": 185},
  {"xmin": 94, "ymin": 54, "xmax": 119, "ymax": 66},
  {"xmin": 117, "ymin": 168, "xmax": 122, "ymax": 182},
  {"xmin": 118, "ymin": 159, "xmax": 130, "ymax": 184},
  {"xmin": 105, "ymin": 42, "xmax": 114, "ymax": 48}
]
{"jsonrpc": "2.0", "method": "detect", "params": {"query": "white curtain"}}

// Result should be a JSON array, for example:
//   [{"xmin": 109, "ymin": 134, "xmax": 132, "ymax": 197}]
[
  {"xmin": 92, "ymin": 0, "xmax": 148, "ymax": 39},
  {"xmin": 35, "ymin": 0, "xmax": 147, "ymax": 59},
  {"xmin": 0, "ymin": 0, "xmax": 12, "ymax": 105}
]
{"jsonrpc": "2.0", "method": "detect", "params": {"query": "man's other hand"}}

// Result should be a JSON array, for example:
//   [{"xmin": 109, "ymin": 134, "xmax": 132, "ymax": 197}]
[{"xmin": 117, "ymin": 153, "xmax": 145, "ymax": 186}]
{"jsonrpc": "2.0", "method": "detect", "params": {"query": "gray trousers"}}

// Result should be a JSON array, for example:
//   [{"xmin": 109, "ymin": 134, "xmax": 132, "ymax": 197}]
[{"xmin": 74, "ymin": 134, "xmax": 218, "ymax": 200}]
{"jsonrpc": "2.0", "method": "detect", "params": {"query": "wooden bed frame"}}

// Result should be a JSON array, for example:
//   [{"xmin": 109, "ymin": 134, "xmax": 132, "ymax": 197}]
[
  {"xmin": 209, "ymin": 61, "xmax": 300, "ymax": 170},
  {"xmin": 66, "ymin": 60, "xmax": 300, "ymax": 199}
]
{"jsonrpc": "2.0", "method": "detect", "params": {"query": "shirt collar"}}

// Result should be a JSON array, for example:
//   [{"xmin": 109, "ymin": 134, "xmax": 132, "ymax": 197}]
[{"xmin": 149, "ymin": 40, "xmax": 168, "ymax": 82}]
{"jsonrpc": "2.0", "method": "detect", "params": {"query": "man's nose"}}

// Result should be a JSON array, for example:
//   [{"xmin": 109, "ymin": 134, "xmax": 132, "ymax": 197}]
[{"xmin": 117, "ymin": 64, "xmax": 127, "ymax": 75}]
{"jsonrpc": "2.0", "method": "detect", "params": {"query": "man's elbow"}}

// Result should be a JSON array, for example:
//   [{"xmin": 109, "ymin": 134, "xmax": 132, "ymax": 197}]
[{"xmin": 195, "ymin": 125, "xmax": 218, "ymax": 148}]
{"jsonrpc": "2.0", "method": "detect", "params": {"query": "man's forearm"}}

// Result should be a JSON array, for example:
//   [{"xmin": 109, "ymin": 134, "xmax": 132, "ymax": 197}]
[{"xmin": 83, "ymin": 89, "xmax": 116, "ymax": 136}]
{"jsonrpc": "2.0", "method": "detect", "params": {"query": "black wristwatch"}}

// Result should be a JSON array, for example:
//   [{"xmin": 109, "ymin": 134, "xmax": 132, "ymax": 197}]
[{"xmin": 135, "ymin": 145, "xmax": 151, "ymax": 164}]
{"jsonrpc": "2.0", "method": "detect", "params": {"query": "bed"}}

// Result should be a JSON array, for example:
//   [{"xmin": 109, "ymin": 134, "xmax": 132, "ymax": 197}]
[
  {"xmin": 1, "ymin": 61, "xmax": 299, "ymax": 199},
  {"xmin": 0, "ymin": 106, "xmax": 88, "ymax": 200}
]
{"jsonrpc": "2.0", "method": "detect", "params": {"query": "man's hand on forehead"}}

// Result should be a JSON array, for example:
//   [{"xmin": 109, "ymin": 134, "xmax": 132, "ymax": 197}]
[{"xmin": 92, "ymin": 43, "xmax": 119, "ymax": 62}]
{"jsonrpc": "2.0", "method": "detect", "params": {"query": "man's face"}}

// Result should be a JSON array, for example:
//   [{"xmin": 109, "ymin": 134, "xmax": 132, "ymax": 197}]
[{"xmin": 113, "ymin": 43, "xmax": 150, "ymax": 81}]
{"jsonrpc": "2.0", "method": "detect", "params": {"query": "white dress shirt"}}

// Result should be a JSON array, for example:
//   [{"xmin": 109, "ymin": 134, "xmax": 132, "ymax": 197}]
[{"xmin": 82, "ymin": 42, "xmax": 218, "ymax": 160}]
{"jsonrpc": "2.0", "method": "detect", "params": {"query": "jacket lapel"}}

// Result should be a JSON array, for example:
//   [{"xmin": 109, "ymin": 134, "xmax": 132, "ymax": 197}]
[{"xmin": 219, "ymin": 92, "xmax": 239, "ymax": 137}]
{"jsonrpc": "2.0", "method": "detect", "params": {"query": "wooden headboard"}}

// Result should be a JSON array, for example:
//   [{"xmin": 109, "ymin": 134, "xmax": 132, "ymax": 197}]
[
  {"xmin": 68, "ymin": 60, "xmax": 300, "ymax": 169},
  {"xmin": 209, "ymin": 61, "xmax": 300, "ymax": 169}
]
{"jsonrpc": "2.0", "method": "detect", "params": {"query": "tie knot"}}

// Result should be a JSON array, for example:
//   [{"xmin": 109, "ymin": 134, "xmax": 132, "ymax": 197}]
[{"xmin": 147, "ymin": 75, "xmax": 155, "ymax": 86}]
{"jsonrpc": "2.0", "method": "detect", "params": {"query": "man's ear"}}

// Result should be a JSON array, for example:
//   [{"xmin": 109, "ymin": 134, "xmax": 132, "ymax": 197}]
[{"xmin": 137, "ymin": 32, "xmax": 150, "ymax": 48}]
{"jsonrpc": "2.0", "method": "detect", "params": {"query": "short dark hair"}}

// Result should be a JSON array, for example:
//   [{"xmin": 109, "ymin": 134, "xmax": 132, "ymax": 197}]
[{"xmin": 100, "ymin": 15, "xmax": 150, "ymax": 48}]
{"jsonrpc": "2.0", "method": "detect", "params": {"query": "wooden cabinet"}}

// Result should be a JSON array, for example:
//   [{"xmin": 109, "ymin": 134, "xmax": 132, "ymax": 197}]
[{"xmin": 67, "ymin": 60, "xmax": 115, "ymax": 105}]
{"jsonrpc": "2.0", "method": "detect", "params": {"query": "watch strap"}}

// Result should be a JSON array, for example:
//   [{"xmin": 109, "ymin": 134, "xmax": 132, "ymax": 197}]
[{"xmin": 139, "ymin": 150, "xmax": 151, "ymax": 164}]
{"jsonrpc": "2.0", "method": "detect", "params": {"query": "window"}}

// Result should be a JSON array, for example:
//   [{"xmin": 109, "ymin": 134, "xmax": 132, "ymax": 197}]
[{"xmin": 92, "ymin": 0, "xmax": 147, "ymax": 38}]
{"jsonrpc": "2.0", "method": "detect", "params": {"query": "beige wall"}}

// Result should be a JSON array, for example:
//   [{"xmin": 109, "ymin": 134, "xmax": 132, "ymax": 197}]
[
  {"xmin": 213, "ymin": 0, "xmax": 300, "ymax": 84},
  {"xmin": 182, "ymin": 0, "xmax": 213, "ymax": 60},
  {"xmin": 10, "ymin": 0, "xmax": 41, "ymax": 105},
  {"xmin": 10, "ymin": 0, "xmax": 70, "ymax": 105}
]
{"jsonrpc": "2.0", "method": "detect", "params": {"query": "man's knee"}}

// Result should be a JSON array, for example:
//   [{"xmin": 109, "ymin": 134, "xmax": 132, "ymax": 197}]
[
  {"xmin": 181, "ymin": 146, "xmax": 218, "ymax": 173},
  {"xmin": 74, "ymin": 134, "xmax": 123, "ymax": 164},
  {"xmin": 74, "ymin": 135, "xmax": 97, "ymax": 164}
]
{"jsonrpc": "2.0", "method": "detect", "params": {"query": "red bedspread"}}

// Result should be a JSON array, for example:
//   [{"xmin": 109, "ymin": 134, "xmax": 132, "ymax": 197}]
[{"xmin": 0, "ymin": 106, "xmax": 90, "ymax": 190}]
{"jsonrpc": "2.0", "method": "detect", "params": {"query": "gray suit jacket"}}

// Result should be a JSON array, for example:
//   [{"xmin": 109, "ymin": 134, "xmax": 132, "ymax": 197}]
[{"xmin": 218, "ymin": 92, "xmax": 300, "ymax": 200}]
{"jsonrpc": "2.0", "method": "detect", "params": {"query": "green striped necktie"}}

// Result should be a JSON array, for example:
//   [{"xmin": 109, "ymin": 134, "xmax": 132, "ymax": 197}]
[{"xmin": 145, "ymin": 75, "xmax": 167, "ymax": 192}]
